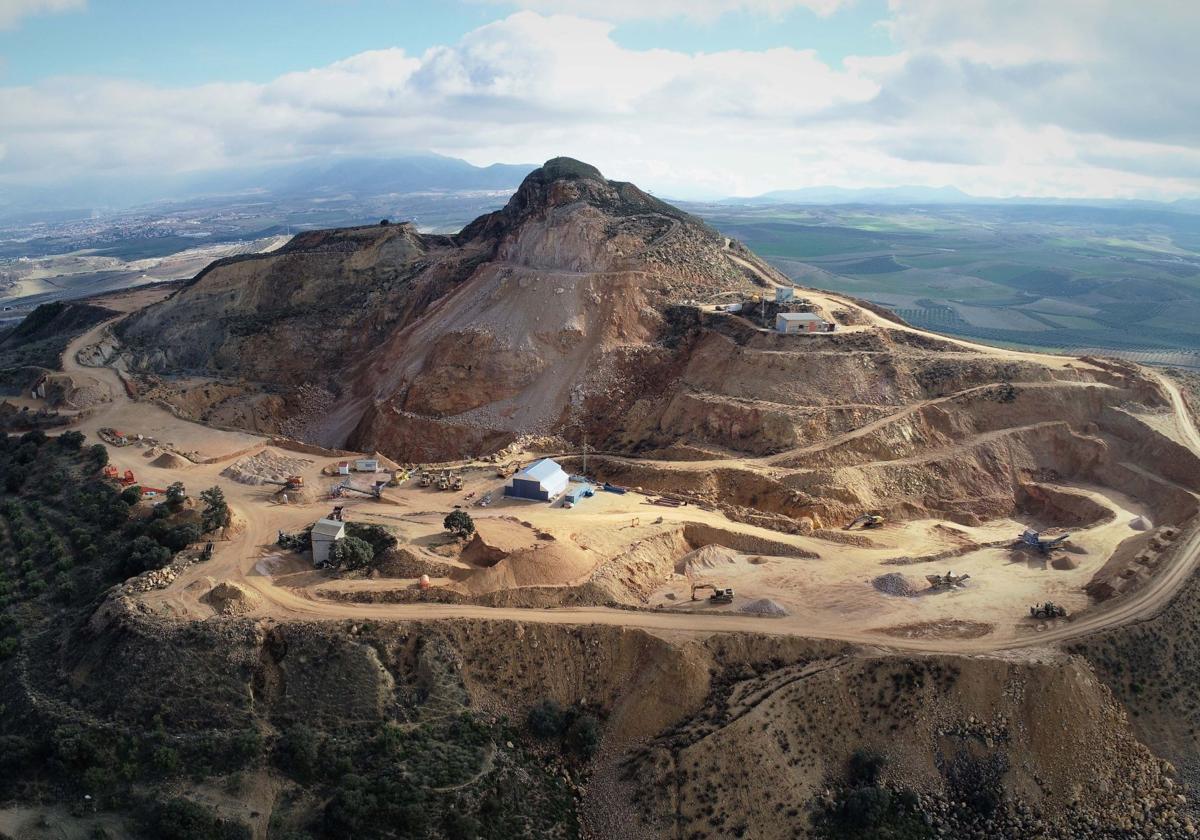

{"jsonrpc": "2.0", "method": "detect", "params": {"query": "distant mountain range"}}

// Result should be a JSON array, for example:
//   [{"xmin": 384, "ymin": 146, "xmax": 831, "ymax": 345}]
[
  {"xmin": 719, "ymin": 184, "xmax": 1200, "ymax": 212},
  {"xmin": 4, "ymin": 152, "xmax": 1198, "ymax": 221},
  {"xmin": 0, "ymin": 154, "xmax": 537, "ymax": 220}
]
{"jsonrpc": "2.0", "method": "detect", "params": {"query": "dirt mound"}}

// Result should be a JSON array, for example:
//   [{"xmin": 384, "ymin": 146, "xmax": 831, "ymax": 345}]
[
  {"xmin": 221, "ymin": 449, "xmax": 313, "ymax": 485},
  {"xmin": 201, "ymin": 581, "xmax": 263, "ymax": 616},
  {"xmin": 151, "ymin": 451, "xmax": 190, "ymax": 469},
  {"xmin": 872, "ymin": 572, "xmax": 920, "ymax": 597},
  {"xmin": 675, "ymin": 544, "xmax": 740, "ymax": 575},
  {"xmin": 1130, "ymin": 515, "xmax": 1152, "ymax": 531},
  {"xmin": 739, "ymin": 598, "xmax": 789, "ymax": 616},
  {"xmin": 455, "ymin": 517, "xmax": 596, "ymax": 594},
  {"xmin": 1052, "ymin": 555, "xmax": 1080, "ymax": 570}
]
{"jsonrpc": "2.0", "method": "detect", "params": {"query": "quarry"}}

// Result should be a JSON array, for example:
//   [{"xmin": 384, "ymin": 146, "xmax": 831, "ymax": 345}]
[{"xmin": 4, "ymin": 159, "xmax": 1200, "ymax": 838}]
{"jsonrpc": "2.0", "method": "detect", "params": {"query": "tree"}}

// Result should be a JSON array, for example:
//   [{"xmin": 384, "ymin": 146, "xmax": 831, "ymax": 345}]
[
  {"xmin": 527, "ymin": 699, "xmax": 565, "ymax": 738},
  {"xmin": 56, "ymin": 430, "xmax": 85, "ymax": 451},
  {"xmin": 329, "ymin": 536, "xmax": 374, "ymax": 571},
  {"xmin": 444, "ymin": 510, "xmax": 475, "ymax": 539},
  {"xmin": 88, "ymin": 444, "xmax": 108, "ymax": 469},
  {"xmin": 200, "ymin": 487, "xmax": 231, "ymax": 534},
  {"xmin": 166, "ymin": 482, "xmax": 186, "ymax": 510},
  {"xmin": 564, "ymin": 713, "xmax": 600, "ymax": 758},
  {"xmin": 126, "ymin": 535, "xmax": 171, "ymax": 574}
]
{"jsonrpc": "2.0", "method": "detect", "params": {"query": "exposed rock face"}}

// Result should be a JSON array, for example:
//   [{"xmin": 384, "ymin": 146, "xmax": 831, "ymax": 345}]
[
  {"xmin": 118, "ymin": 157, "xmax": 781, "ymax": 458},
  {"xmin": 114, "ymin": 157, "xmax": 1200, "ymax": 540}
]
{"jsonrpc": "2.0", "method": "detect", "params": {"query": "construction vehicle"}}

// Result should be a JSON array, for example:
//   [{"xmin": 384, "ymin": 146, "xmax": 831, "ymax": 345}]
[
  {"xmin": 1030, "ymin": 602, "xmax": 1067, "ymax": 619},
  {"xmin": 449, "ymin": 472, "xmax": 464, "ymax": 491},
  {"xmin": 437, "ymin": 471, "xmax": 450, "ymax": 491},
  {"xmin": 691, "ymin": 583, "xmax": 735, "ymax": 604},
  {"xmin": 201, "ymin": 541, "xmax": 214, "ymax": 561},
  {"xmin": 844, "ymin": 513, "xmax": 884, "ymax": 530},
  {"xmin": 264, "ymin": 475, "xmax": 304, "ymax": 491},
  {"xmin": 420, "ymin": 470, "xmax": 433, "ymax": 487},
  {"xmin": 496, "ymin": 460, "xmax": 521, "ymax": 479},
  {"xmin": 387, "ymin": 469, "xmax": 410, "ymax": 487},
  {"xmin": 925, "ymin": 570, "xmax": 970, "ymax": 590},
  {"xmin": 334, "ymin": 480, "xmax": 383, "ymax": 500},
  {"xmin": 119, "ymin": 469, "xmax": 137, "ymax": 487},
  {"xmin": 1017, "ymin": 528, "xmax": 1071, "ymax": 554},
  {"xmin": 329, "ymin": 505, "xmax": 345, "ymax": 521}
]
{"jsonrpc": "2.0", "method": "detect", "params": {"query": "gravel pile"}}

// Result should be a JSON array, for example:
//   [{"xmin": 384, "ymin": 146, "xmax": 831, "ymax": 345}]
[
  {"xmin": 873, "ymin": 572, "xmax": 920, "ymax": 597},
  {"xmin": 740, "ymin": 598, "xmax": 789, "ymax": 616}
]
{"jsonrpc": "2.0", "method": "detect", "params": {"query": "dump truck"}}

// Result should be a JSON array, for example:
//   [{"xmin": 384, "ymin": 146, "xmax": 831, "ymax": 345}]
[
  {"xmin": 844, "ymin": 513, "xmax": 884, "ymax": 530},
  {"xmin": 1030, "ymin": 602, "xmax": 1067, "ymax": 619},
  {"xmin": 691, "ymin": 583, "xmax": 735, "ymax": 604}
]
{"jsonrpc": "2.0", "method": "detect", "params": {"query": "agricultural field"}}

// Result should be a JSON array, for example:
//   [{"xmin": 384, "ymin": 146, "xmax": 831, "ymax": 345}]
[{"xmin": 689, "ymin": 202, "xmax": 1200, "ymax": 368}]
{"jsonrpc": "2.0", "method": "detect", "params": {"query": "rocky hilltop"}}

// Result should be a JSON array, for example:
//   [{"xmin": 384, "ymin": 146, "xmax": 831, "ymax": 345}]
[{"xmin": 119, "ymin": 157, "xmax": 781, "ymax": 459}]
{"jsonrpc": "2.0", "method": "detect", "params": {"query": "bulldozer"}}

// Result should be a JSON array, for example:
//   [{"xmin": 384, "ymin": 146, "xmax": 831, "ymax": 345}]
[
  {"xmin": 496, "ymin": 460, "xmax": 521, "ymax": 479},
  {"xmin": 844, "ymin": 513, "xmax": 884, "ymax": 530},
  {"xmin": 691, "ymin": 583, "xmax": 735, "ymax": 604},
  {"xmin": 1030, "ymin": 602, "xmax": 1067, "ymax": 619},
  {"xmin": 925, "ymin": 570, "xmax": 971, "ymax": 590}
]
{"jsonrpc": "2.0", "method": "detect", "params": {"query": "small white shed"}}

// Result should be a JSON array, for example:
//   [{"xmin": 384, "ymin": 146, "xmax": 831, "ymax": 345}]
[
  {"xmin": 311, "ymin": 517, "xmax": 346, "ymax": 566},
  {"xmin": 776, "ymin": 312, "xmax": 831, "ymax": 334}
]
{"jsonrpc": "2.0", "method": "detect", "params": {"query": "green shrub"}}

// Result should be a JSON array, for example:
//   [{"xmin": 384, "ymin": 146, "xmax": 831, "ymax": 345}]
[{"xmin": 527, "ymin": 700, "xmax": 565, "ymax": 738}]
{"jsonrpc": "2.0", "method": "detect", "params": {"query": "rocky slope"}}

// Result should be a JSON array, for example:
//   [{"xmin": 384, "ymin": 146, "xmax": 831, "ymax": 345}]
[
  {"xmin": 5, "ymin": 594, "xmax": 1192, "ymax": 838},
  {"xmin": 118, "ymin": 157, "xmax": 780, "ymax": 459}
]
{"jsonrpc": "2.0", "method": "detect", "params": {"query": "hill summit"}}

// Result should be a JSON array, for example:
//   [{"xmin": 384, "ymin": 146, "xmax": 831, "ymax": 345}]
[{"xmin": 118, "ymin": 157, "xmax": 785, "ymax": 457}]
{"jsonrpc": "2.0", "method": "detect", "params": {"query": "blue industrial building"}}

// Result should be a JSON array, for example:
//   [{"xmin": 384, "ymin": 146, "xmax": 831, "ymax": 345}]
[{"xmin": 504, "ymin": 458, "xmax": 570, "ymax": 501}]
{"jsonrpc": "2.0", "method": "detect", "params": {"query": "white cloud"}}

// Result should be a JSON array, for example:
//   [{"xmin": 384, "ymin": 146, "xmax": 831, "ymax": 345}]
[
  {"xmin": 476, "ymin": 0, "xmax": 846, "ymax": 22},
  {"xmin": 0, "ymin": 0, "xmax": 84, "ymax": 30},
  {"xmin": 0, "ymin": 6, "xmax": 1197, "ymax": 201}
]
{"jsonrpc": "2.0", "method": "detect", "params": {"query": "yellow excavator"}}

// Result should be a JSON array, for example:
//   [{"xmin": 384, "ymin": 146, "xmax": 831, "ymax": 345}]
[
  {"xmin": 844, "ymin": 513, "xmax": 884, "ymax": 530},
  {"xmin": 691, "ymin": 583, "xmax": 735, "ymax": 604}
]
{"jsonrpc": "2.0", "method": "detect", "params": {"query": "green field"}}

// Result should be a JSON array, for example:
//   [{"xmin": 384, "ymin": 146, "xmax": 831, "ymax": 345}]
[{"xmin": 690, "ymin": 202, "xmax": 1200, "ymax": 368}]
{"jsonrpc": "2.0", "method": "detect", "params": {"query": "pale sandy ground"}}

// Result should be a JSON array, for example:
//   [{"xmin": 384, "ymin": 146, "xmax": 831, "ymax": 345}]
[
  {"xmin": 38, "ymin": 287, "xmax": 1200, "ymax": 655},
  {"xmin": 0, "ymin": 236, "xmax": 290, "ymax": 303}
]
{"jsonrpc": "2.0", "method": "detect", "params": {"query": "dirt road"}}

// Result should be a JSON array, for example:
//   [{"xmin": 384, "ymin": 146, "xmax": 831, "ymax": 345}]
[{"xmin": 59, "ymin": 291, "xmax": 1200, "ymax": 655}]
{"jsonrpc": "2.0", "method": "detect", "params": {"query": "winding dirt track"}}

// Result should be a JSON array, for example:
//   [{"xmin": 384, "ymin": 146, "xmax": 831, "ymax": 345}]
[{"xmin": 63, "ymin": 290, "xmax": 1200, "ymax": 654}]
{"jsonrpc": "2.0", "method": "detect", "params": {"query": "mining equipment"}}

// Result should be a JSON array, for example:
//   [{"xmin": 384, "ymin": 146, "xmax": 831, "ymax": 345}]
[
  {"xmin": 691, "ymin": 583, "xmax": 735, "ymax": 604},
  {"xmin": 329, "ymin": 505, "xmax": 345, "ymax": 521},
  {"xmin": 102, "ymin": 465, "xmax": 119, "ymax": 480},
  {"xmin": 334, "ymin": 480, "xmax": 383, "ymax": 500},
  {"xmin": 118, "ymin": 469, "xmax": 137, "ymax": 487},
  {"xmin": 1018, "ymin": 528, "xmax": 1071, "ymax": 554},
  {"xmin": 449, "ymin": 472, "xmax": 464, "ymax": 491},
  {"xmin": 844, "ymin": 513, "xmax": 884, "ymax": 530},
  {"xmin": 925, "ymin": 570, "xmax": 970, "ymax": 589},
  {"xmin": 201, "ymin": 541, "xmax": 214, "ymax": 561},
  {"xmin": 420, "ymin": 470, "xmax": 433, "ymax": 487},
  {"xmin": 1030, "ymin": 601, "xmax": 1067, "ymax": 619},
  {"xmin": 264, "ymin": 475, "xmax": 304, "ymax": 491},
  {"xmin": 496, "ymin": 461, "xmax": 521, "ymax": 479}
]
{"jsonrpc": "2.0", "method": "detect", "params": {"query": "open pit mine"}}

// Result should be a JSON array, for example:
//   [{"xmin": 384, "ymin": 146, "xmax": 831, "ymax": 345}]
[{"xmin": 4, "ymin": 158, "xmax": 1200, "ymax": 838}]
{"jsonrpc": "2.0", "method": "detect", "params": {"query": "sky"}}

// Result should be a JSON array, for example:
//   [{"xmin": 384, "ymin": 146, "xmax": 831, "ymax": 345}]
[{"xmin": 1, "ymin": 0, "xmax": 1198, "ymax": 201}]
